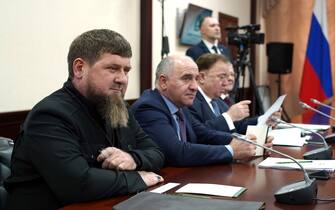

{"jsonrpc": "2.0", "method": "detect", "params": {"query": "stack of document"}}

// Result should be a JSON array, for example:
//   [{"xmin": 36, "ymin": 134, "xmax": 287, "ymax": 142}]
[
  {"xmin": 269, "ymin": 128, "xmax": 307, "ymax": 147},
  {"xmin": 258, "ymin": 157, "xmax": 335, "ymax": 172}
]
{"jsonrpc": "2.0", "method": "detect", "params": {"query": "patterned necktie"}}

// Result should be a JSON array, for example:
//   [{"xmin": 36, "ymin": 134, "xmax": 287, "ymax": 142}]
[
  {"xmin": 210, "ymin": 100, "xmax": 221, "ymax": 117},
  {"xmin": 175, "ymin": 109, "xmax": 187, "ymax": 141},
  {"xmin": 212, "ymin": 45, "xmax": 219, "ymax": 54}
]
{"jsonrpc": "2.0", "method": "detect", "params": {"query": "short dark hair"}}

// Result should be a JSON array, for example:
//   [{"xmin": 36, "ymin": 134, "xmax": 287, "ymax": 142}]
[
  {"xmin": 199, "ymin": 16, "xmax": 211, "ymax": 29},
  {"xmin": 67, "ymin": 29, "xmax": 132, "ymax": 79},
  {"xmin": 196, "ymin": 53, "xmax": 229, "ymax": 72}
]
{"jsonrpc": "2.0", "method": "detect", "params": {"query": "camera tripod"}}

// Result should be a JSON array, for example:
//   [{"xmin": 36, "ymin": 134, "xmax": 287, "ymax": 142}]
[{"xmin": 232, "ymin": 45, "xmax": 264, "ymax": 115}]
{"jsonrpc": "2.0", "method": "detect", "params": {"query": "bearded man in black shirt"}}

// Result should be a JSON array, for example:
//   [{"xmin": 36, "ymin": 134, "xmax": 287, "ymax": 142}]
[{"xmin": 5, "ymin": 29, "xmax": 165, "ymax": 210}]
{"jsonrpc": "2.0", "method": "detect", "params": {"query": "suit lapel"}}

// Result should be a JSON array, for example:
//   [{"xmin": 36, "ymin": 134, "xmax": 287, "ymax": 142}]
[
  {"xmin": 217, "ymin": 98, "xmax": 230, "ymax": 112},
  {"xmin": 196, "ymin": 91, "xmax": 217, "ymax": 119},
  {"xmin": 182, "ymin": 108, "xmax": 197, "ymax": 143},
  {"xmin": 153, "ymin": 89, "xmax": 182, "ymax": 137},
  {"xmin": 199, "ymin": 40, "xmax": 211, "ymax": 54}
]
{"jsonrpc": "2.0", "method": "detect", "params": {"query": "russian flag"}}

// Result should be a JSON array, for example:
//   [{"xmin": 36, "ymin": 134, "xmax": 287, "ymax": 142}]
[{"xmin": 299, "ymin": 0, "xmax": 333, "ymax": 124}]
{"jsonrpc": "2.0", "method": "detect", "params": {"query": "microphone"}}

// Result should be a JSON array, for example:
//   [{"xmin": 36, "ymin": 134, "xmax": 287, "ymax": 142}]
[
  {"xmin": 299, "ymin": 101, "xmax": 335, "ymax": 122},
  {"xmin": 272, "ymin": 116, "xmax": 333, "ymax": 160},
  {"xmin": 310, "ymin": 98, "xmax": 335, "ymax": 111},
  {"xmin": 231, "ymin": 132, "xmax": 317, "ymax": 205},
  {"xmin": 300, "ymin": 101, "xmax": 335, "ymax": 144}
]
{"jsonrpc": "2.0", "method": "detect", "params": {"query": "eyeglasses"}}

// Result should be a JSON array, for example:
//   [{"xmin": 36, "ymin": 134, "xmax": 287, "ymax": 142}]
[{"xmin": 216, "ymin": 72, "xmax": 237, "ymax": 80}]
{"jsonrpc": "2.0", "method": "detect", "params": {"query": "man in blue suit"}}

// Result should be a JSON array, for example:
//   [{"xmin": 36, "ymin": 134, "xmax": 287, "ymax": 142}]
[
  {"xmin": 189, "ymin": 53, "xmax": 280, "ymax": 134},
  {"xmin": 189, "ymin": 53, "xmax": 257, "ymax": 134},
  {"xmin": 131, "ymin": 55, "xmax": 258, "ymax": 166},
  {"xmin": 186, "ymin": 16, "xmax": 231, "ymax": 61}
]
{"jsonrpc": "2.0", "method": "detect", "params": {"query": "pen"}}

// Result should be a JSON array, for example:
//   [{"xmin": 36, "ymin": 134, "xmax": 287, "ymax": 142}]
[{"xmin": 276, "ymin": 160, "xmax": 313, "ymax": 164}]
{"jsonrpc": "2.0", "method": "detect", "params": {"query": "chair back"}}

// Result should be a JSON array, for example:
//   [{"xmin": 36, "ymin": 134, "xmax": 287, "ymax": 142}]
[{"xmin": 0, "ymin": 137, "xmax": 14, "ymax": 210}]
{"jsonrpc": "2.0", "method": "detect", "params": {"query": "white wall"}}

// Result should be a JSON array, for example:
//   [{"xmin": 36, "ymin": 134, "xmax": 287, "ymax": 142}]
[
  {"xmin": 0, "ymin": 0, "xmax": 140, "ymax": 112},
  {"xmin": 152, "ymin": 0, "xmax": 251, "ymax": 86}
]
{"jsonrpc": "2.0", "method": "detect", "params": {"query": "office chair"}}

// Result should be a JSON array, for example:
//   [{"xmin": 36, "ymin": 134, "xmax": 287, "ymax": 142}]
[{"xmin": 0, "ymin": 137, "xmax": 14, "ymax": 210}]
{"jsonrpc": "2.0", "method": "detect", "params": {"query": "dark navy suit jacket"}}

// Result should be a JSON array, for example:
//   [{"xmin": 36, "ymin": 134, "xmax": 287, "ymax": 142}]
[
  {"xmin": 188, "ymin": 91, "xmax": 258, "ymax": 134},
  {"xmin": 186, "ymin": 40, "xmax": 231, "ymax": 61},
  {"xmin": 131, "ymin": 89, "xmax": 234, "ymax": 166}
]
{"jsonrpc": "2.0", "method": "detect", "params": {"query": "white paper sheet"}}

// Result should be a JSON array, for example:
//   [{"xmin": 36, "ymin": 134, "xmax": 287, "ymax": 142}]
[
  {"xmin": 276, "ymin": 123, "xmax": 330, "ymax": 131},
  {"xmin": 175, "ymin": 183, "xmax": 246, "ymax": 198},
  {"xmin": 269, "ymin": 128, "xmax": 306, "ymax": 147},
  {"xmin": 258, "ymin": 94, "xmax": 286, "ymax": 125},
  {"xmin": 150, "ymin": 182, "xmax": 180, "ymax": 194},
  {"xmin": 258, "ymin": 157, "xmax": 335, "ymax": 172}
]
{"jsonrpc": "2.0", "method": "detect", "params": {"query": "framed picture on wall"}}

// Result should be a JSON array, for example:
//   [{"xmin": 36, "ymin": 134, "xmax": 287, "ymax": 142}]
[{"xmin": 179, "ymin": 4, "xmax": 212, "ymax": 46}]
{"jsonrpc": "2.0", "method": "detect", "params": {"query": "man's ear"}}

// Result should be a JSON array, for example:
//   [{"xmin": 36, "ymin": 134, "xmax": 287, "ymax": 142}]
[
  {"xmin": 198, "ymin": 71, "xmax": 206, "ymax": 85},
  {"xmin": 158, "ymin": 74, "xmax": 168, "ymax": 90},
  {"xmin": 72, "ymin": 58, "xmax": 86, "ymax": 79}
]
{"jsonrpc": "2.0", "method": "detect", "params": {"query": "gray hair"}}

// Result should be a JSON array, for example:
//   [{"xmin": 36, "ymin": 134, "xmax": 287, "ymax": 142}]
[{"xmin": 155, "ymin": 56, "xmax": 175, "ymax": 86}]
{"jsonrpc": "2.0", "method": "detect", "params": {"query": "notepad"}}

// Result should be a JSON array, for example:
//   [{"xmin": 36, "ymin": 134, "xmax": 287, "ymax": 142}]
[
  {"xmin": 175, "ymin": 183, "xmax": 246, "ymax": 198},
  {"xmin": 114, "ymin": 191, "xmax": 264, "ymax": 210},
  {"xmin": 258, "ymin": 157, "xmax": 335, "ymax": 172},
  {"xmin": 246, "ymin": 125, "xmax": 269, "ymax": 156}
]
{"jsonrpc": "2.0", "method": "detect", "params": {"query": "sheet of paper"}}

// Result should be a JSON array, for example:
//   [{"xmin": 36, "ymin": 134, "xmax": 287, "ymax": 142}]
[
  {"xmin": 246, "ymin": 125, "xmax": 269, "ymax": 156},
  {"xmin": 175, "ymin": 183, "xmax": 246, "ymax": 198},
  {"xmin": 258, "ymin": 157, "xmax": 335, "ymax": 172},
  {"xmin": 258, "ymin": 94, "xmax": 286, "ymax": 125},
  {"xmin": 150, "ymin": 182, "xmax": 180, "ymax": 194},
  {"xmin": 269, "ymin": 128, "xmax": 306, "ymax": 147},
  {"xmin": 276, "ymin": 123, "xmax": 330, "ymax": 131}
]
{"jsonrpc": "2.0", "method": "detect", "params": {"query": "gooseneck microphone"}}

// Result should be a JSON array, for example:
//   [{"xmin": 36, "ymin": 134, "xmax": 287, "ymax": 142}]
[
  {"xmin": 272, "ymin": 116, "xmax": 333, "ymax": 160},
  {"xmin": 310, "ymin": 98, "xmax": 335, "ymax": 111},
  {"xmin": 300, "ymin": 101, "xmax": 335, "ymax": 122},
  {"xmin": 231, "ymin": 133, "xmax": 317, "ymax": 205}
]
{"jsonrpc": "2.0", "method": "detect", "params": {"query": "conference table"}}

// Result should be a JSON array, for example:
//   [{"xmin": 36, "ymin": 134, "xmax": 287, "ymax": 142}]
[{"xmin": 61, "ymin": 143, "xmax": 335, "ymax": 210}]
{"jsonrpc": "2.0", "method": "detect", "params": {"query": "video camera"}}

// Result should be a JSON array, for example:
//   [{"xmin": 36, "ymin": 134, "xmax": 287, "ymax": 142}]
[{"xmin": 226, "ymin": 24, "xmax": 264, "ymax": 46}]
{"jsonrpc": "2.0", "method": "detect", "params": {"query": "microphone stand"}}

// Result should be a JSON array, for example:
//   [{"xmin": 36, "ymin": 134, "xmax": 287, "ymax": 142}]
[
  {"xmin": 232, "ymin": 133, "xmax": 317, "ymax": 205},
  {"xmin": 272, "ymin": 117, "xmax": 333, "ymax": 160},
  {"xmin": 300, "ymin": 101, "xmax": 335, "ymax": 122},
  {"xmin": 301, "ymin": 101, "xmax": 335, "ymax": 143},
  {"xmin": 311, "ymin": 98, "xmax": 335, "ymax": 111}
]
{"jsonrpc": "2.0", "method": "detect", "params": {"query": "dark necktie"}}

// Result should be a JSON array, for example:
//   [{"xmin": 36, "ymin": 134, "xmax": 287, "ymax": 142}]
[
  {"xmin": 212, "ymin": 45, "xmax": 219, "ymax": 54},
  {"xmin": 223, "ymin": 97, "xmax": 232, "ymax": 107},
  {"xmin": 175, "ymin": 109, "xmax": 187, "ymax": 141},
  {"xmin": 210, "ymin": 100, "xmax": 221, "ymax": 117}
]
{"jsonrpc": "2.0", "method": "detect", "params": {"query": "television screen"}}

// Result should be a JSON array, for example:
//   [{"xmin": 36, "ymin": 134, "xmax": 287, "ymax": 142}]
[{"xmin": 179, "ymin": 4, "xmax": 212, "ymax": 46}]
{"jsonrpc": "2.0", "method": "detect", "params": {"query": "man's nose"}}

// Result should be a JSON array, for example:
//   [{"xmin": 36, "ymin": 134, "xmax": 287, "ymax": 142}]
[
  {"xmin": 115, "ymin": 70, "xmax": 128, "ymax": 84},
  {"xmin": 189, "ymin": 79, "xmax": 198, "ymax": 91}
]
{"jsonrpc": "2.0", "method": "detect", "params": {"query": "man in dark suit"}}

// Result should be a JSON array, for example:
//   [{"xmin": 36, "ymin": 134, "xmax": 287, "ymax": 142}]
[
  {"xmin": 189, "ymin": 53, "xmax": 257, "ymax": 134},
  {"xmin": 131, "ymin": 55, "xmax": 257, "ymax": 167},
  {"xmin": 5, "ymin": 29, "xmax": 164, "ymax": 210},
  {"xmin": 189, "ymin": 53, "xmax": 280, "ymax": 134},
  {"xmin": 186, "ymin": 16, "xmax": 231, "ymax": 61}
]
